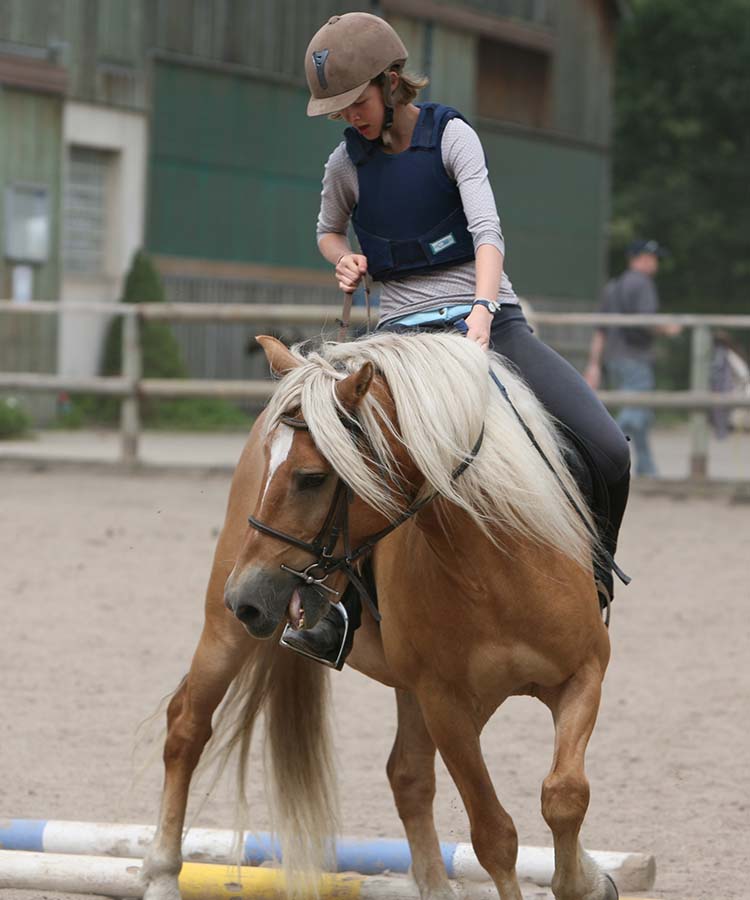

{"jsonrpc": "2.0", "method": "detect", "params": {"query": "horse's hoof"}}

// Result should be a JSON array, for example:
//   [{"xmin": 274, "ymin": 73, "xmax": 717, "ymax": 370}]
[
  {"xmin": 603, "ymin": 873, "xmax": 619, "ymax": 900},
  {"xmin": 142, "ymin": 874, "xmax": 182, "ymax": 900}
]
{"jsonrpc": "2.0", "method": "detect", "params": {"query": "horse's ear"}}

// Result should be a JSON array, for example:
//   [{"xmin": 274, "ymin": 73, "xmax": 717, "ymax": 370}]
[
  {"xmin": 256, "ymin": 335, "xmax": 300, "ymax": 376},
  {"xmin": 335, "ymin": 362, "xmax": 374, "ymax": 411}
]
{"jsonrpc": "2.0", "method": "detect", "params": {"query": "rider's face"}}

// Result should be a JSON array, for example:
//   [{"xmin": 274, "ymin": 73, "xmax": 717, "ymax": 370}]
[{"xmin": 341, "ymin": 84, "xmax": 385, "ymax": 139}]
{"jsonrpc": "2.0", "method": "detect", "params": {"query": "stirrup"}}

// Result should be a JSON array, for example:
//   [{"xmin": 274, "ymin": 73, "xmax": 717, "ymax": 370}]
[{"xmin": 279, "ymin": 600, "xmax": 350, "ymax": 670}]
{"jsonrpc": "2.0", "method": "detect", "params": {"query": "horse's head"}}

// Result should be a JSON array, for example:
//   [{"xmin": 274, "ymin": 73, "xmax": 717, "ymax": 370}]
[{"xmin": 224, "ymin": 336, "xmax": 412, "ymax": 639}]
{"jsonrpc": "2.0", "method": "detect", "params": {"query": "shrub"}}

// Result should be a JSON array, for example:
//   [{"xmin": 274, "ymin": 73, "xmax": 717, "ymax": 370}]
[
  {"xmin": 82, "ymin": 250, "xmax": 250, "ymax": 430},
  {"xmin": 0, "ymin": 396, "xmax": 31, "ymax": 439}
]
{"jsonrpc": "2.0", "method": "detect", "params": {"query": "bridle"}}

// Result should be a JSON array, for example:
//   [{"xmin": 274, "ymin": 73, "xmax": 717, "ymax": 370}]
[{"xmin": 247, "ymin": 412, "xmax": 485, "ymax": 621}]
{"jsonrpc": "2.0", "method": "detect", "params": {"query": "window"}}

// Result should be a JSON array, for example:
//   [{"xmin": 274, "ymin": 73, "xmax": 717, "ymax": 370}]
[
  {"xmin": 63, "ymin": 146, "xmax": 112, "ymax": 276},
  {"xmin": 463, "ymin": 0, "xmax": 555, "ymax": 28},
  {"xmin": 4, "ymin": 184, "xmax": 50, "ymax": 262},
  {"xmin": 476, "ymin": 37, "xmax": 551, "ymax": 129}
]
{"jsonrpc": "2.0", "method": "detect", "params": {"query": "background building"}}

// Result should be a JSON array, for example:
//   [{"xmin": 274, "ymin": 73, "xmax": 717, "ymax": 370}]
[{"xmin": 0, "ymin": 0, "xmax": 627, "ymax": 394}]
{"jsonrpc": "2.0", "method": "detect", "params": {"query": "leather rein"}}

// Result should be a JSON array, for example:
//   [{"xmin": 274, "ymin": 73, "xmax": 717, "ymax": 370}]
[{"xmin": 247, "ymin": 413, "xmax": 485, "ymax": 622}]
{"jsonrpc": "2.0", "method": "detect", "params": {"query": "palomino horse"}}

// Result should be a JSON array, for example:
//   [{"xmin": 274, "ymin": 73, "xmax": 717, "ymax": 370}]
[{"xmin": 141, "ymin": 331, "xmax": 617, "ymax": 900}]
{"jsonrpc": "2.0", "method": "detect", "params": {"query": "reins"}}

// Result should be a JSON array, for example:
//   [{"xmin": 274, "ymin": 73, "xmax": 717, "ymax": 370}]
[
  {"xmin": 337, "ymin": 278, "xmax": 373, "ymax": 342},
  {"xmin": 247, "ymin": 412, "xmax": 485, "ymax": 621}
]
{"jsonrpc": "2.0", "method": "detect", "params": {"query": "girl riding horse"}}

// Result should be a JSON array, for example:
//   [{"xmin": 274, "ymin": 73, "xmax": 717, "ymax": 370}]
[{"xmin": 287, "ymin": 12, "xmax": 631, "ymax": 668}]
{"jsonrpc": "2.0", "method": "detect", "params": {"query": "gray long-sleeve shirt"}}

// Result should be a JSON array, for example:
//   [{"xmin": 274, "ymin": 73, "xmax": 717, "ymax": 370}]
[
  {"xmin": 600, "ymin": 269, "xmax": 660, "ymax": 363},
  {"xmin": 316, "ymin": 118, "xmax": 517, "ymax": 324}
]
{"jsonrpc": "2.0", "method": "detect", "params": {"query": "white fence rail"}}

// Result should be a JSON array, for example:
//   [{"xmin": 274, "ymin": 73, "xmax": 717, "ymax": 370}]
[{"xmin": 1, "ymin": 300, "xmax": 749, "ymax": 476}]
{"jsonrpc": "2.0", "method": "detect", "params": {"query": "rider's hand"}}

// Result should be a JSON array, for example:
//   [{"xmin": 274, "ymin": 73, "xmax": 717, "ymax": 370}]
[
  {"xmin": 464, "ymin": 305, "xmax": 492, "ymax": 351},
  {"xmin": 335, "ymin": 253, "xmax": 368, "ymax": 294}
]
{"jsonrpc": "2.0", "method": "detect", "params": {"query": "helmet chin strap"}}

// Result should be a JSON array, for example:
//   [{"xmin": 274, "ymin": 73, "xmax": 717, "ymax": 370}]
[{"xmin": 379, "ymin": 71, "xmax": 395, "ymax": 146}]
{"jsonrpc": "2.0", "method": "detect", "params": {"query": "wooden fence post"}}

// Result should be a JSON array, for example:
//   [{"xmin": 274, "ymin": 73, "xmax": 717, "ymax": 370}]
[
  {"xmin": 689, "ymin": 324, "xmax": 712, "ymax": 479},
  {"xmin": 120, "ymin": 311, "xmax": 141, "ymax": 466}
]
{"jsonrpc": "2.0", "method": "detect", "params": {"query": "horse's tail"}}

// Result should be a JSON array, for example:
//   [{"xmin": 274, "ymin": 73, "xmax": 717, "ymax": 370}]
[
  {"xmin": 199, "ymin": 635, "xmax": 338, "ymax": 897},
  {"xmin": 265, "ymin": 643, "xmax": 339, "ymax": 896}
]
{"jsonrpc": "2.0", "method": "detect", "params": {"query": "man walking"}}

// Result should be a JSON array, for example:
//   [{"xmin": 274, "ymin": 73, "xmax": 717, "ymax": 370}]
[{"xmin": 585, "ymin": 239, "xmax": 679, "ymax": 477}]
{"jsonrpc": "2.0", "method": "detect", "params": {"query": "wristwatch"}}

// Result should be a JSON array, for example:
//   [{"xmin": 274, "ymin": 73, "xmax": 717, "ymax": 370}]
[{"xmin": 472, "ymin": 298, "xmax": 500, "ymax": 314}]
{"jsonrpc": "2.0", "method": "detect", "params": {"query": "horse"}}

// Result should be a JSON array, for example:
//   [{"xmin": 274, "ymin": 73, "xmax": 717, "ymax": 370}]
[{"xmin": 141, "ymin": 330, "xmax": 617, "ymax": 900}]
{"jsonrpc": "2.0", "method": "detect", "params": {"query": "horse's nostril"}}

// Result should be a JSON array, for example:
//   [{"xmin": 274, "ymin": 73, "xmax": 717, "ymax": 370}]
[{"xmin": 235, "ymin": 603, "xmax": 262, "ymax": 625}]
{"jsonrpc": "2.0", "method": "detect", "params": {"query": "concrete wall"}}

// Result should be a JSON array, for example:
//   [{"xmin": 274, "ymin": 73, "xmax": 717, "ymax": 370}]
[{"xmin": 58, "ymin": 102, "xmax": 148, "ymax": 375}]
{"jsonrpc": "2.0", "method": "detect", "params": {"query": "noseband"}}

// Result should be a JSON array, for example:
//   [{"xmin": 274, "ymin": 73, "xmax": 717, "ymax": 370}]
[{"xmin": 247, "ymin": 413, "xmax": 485, "ymax": 621}]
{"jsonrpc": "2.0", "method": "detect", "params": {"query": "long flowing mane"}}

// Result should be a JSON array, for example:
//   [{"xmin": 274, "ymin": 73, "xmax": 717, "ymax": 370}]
[{"xmin": 265, "ymin": 331, "xmax": 595, "ymax": 569}]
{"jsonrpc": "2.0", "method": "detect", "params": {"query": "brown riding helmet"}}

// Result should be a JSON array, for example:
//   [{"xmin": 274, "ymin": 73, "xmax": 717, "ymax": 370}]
[{"xmin": 304, "ymin": 12, "xmax": 408, "ymax": 117}]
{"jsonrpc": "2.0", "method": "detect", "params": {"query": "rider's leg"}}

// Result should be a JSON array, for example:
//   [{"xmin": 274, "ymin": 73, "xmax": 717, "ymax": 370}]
[
  {"xmin": 281, "ymin": 580, "xmax": 362, "ymax": 669},
  {"xmin": 489, "ymin": 307, "xmax": 631, "ymax": 600}
]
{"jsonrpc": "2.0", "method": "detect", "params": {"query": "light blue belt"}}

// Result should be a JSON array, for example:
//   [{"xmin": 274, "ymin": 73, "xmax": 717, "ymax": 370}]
[{"xmin": 388, "ymin": 304, "xmax": 474, "ymax": 328}]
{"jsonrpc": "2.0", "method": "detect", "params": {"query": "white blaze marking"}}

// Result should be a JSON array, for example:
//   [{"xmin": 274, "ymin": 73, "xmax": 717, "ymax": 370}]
[{"xmin": 261, "ymin": 424, "xmax": 294, "ymax": 506}]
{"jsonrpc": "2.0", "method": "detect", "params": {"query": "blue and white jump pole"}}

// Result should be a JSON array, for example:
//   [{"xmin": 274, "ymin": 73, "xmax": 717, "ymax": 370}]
[{"xmin": 0, "ymin": 818, "xmax": 656, "ymax": 891}]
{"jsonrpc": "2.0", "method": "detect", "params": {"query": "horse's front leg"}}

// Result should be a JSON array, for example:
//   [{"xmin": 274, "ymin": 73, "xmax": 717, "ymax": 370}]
[
  {"xmin": 141, "ymin": 621, "xmax": 251, "ymax": 900},
  {"xmin": 387, "ymin": 689, "xmax": 457, "ymax": 900},
  {"xmin": 538, "ymin": 657, "xmax": 617, "ymax": 900},
  {"xmin": 417, "ymin": 690, "xmax": 524, "ymax": 900}
]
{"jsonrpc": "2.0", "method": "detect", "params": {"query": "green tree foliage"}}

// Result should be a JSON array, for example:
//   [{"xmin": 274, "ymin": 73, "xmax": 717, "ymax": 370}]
[
  {"xmin": 102, "ymin": 250, "xmax": 186, "ymax": 382},
  {"xmin": 612, "ymin": 0, "xmax": 750, "ymax": 313}
]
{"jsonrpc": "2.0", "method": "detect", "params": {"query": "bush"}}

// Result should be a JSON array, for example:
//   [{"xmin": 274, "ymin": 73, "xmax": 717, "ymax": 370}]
[
  {"xmin": 101, "ymin": 249, "xmax": 185, "ymax": 380},
  {"xmin": 78, "ymin": 250, "xmax": 252, "ymax": 430},
  {"xmin": 0, "ymin": 396, "xmax": 31, "ymax": 439}
]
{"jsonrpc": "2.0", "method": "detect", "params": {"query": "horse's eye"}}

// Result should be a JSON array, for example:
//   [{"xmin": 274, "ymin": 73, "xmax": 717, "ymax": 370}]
[{"xmin": 296, "ymin": 472, "xmax": 328, "ymax": 490}]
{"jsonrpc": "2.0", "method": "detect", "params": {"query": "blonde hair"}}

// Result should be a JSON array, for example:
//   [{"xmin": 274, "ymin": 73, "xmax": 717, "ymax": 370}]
[{"xmin": 389, "ymin": 64, "xmax": 429, "ymax": 104}]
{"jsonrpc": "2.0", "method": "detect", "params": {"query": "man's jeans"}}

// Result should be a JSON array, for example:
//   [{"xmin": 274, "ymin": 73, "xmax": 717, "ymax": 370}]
[{"xmin": 607, "ymin": 358, "xmax": 657, "ymax": 477}]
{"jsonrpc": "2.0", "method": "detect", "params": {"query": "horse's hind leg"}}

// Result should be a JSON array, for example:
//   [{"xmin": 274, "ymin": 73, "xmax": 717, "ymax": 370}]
[
  {"xmin": 418, "ymin": 693, "xmax": 524, "ymax": 900},
  {"xmin": 538, "ymin": 658, "xmax": 617, "ymax": 900},
  {"xmin": 141, "ymin": 620, "xmax": 252, "ymax": 900},
  {"xmin": 387, "ymin": 689, "xmax": 456, "ymax": 900}
]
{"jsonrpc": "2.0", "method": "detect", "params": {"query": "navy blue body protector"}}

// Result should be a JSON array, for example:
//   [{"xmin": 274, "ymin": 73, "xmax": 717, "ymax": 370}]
[{"xmin": 344, "ymin": 103, "xmax": 476, "ymax": 282}]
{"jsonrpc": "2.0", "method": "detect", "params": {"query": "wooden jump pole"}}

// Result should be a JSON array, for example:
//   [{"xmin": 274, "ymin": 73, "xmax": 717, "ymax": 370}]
[{"xmin": 0, "ymin": 818, "xmax": 657, "ymax": 891}]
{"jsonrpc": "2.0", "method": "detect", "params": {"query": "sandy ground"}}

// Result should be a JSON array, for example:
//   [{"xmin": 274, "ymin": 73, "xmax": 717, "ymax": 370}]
[{"xmin": 1, "ymin": 461, "xmax": 749, "ymax": 900}]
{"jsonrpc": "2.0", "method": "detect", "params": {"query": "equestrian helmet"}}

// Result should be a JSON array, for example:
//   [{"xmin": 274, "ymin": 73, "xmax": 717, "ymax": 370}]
[{"xmin": 304, "ymin": 12, "xmax": 408, "ymax": 117}]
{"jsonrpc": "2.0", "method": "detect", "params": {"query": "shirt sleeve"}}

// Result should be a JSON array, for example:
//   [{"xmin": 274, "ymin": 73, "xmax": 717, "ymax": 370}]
[
  {"xmin": 441, "ymin": 118, "xmax": 505, "ymax": 255},
  {"xmin": 315, "ymin": 142, "xmax": 358, "ymax": 245}
]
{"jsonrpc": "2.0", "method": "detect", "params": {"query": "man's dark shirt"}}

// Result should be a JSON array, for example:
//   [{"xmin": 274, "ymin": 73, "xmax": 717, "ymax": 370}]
[{"xmin": 600, "ymin": 269, "xmax": 659, "ymax": 363}]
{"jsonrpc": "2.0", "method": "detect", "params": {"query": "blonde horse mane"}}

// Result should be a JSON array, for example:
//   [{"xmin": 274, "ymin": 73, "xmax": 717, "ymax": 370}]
[{"xmin": 265, "ymin": 331, "xmax": 595, "ymax": 570}]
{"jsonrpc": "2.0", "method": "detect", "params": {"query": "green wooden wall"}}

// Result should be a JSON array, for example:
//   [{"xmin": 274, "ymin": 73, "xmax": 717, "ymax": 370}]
[
  {"xmin": 0, "ymin": 86, "xmax": 62, "ymax": 382},
  {"xmin": 0, "ymin": 0, "xmax": 617, "ymax": 306},
  {"xmin": 147, "ymin": 61, "xmax": 344, "ymax": 269},
  {"xmin": 0, "ymin": 87, "xmax": 62, "ymax": 303},
  {"xmin": 148, "ymin": 60, "xmax": 608, "ymax": 300},
  {"xmin": 478, "ymin": 122, "xmax": 608, "ymax": 300}
]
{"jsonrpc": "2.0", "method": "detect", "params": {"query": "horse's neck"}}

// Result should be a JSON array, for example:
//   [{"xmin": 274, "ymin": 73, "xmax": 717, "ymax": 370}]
[{"xmin": 413, "ymin": 501, "xmax": 521, "ymax": 571}]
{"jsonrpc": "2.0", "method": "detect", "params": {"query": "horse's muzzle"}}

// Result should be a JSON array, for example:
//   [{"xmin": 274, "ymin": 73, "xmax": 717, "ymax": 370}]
[
  {"xmin": 223, "ymin": 566, "xmax": 330, "ymax": 639},
  {"xmin": 224, "ymin": 566, "xmax": 288, "ymax": 638}
]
